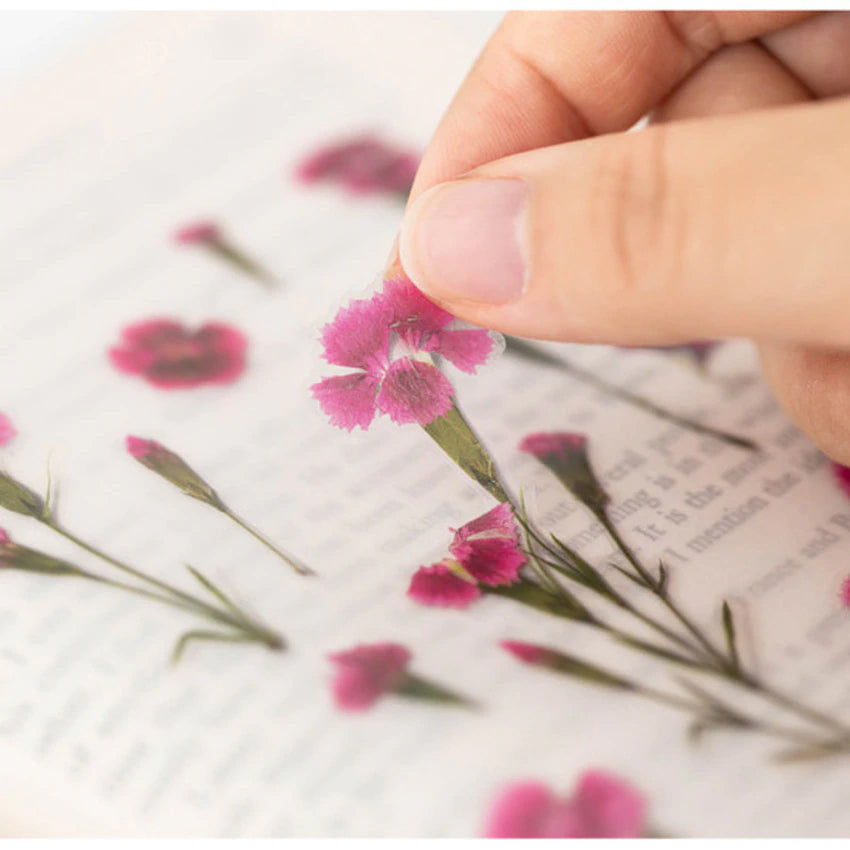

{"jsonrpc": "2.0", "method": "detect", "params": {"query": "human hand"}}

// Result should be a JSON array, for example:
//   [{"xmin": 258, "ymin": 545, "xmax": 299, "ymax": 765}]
[{"xmin": 397, "ymin": 11, "xmax": 850, "ymax": 461}]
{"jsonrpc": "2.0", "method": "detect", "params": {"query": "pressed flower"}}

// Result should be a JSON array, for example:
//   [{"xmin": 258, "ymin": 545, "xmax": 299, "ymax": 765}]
[
  {"xmin": 173, "ymin": 221, "xmax": 221, "ymax": 245},
  {"xmin": 126, "ymin": 435, "xmax": 312, "ymax": 576},
  {"xmin": 407, "ymin": 561, "xmax": 482, "ymax": 609},
  {"xmin": 833, "ymin": 463, "xmax": 850, "ymax": 500},
  {"xmin": 312, "ymin": 276, "xmax": 492, "ymax": 431},
  {"xmin": 0, "ymin": 414, "xmax": 16, "ymax": 447},
  {"xmin": 448, "ymin": 503, "xmax": 525, "ymax": 587},
  {"xmin": 172, "ymin": 220, "xmax": 273, "ymax": 285},
  {"xmin": 126, "ymin": 436, "xmax": 223, "ymax": 507},
  {"xmin": 499, "ymin": 640, "xmax": 553, "ymax": 665},
  {"xmin": 519, "ymin": 431, "xmax": 609, "ymax": 514},
  {"xmin": 329, "ymin": 642, "xmax": 411, "ymax": 712},
  {"xmin": 109, "ymin": 319, "xmax": 247, "ymax": 389},
  {"xmin": 0, "ymin": 529, "xmax": 81, "ymax": 576},
  {"xmin": 294, "ymin": 134, "xmax": 419, "ymax": 197},
  {"xmin": 482, "ymin": 771, "xmax": 646, "ymax": 839},
  {"xmin": 329, "ymin": 641, "xmax": 473, "ymax": 712}
]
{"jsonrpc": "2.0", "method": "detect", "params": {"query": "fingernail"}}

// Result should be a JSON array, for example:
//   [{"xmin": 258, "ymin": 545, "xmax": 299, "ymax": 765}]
[{"xmin": 400, "ymin": 178, "xmax": 528, "ymax": 304}]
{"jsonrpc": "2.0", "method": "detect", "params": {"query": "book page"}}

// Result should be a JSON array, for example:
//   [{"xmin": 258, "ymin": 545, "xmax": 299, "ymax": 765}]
[{"xmin": 2, "ymin": 12, "xmax": 850, "ymax": 838}]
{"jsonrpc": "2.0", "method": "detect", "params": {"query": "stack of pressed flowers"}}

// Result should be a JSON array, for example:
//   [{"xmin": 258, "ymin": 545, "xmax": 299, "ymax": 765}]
[{"xmin": 314, "ymin": 267, "xmax": 850, "ymax": 759}]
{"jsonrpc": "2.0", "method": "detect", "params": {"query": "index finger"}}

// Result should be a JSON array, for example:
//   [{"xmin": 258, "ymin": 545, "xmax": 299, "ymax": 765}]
[{"xmin": 408, "ymin": 10, "xmax": 813, "ymax": 202}]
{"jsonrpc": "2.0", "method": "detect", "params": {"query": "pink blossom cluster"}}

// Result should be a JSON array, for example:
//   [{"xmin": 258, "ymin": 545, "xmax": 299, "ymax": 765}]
[
  {"xmin": 328, "ymin": 642, "xmax": 411, "ymax": 712},
  {"xmin": 407, "ymin": 504, "xmax": 525, "ymax": 609},
  {"xmin": 312, "ymin": 275, "xmax": 492, "ymax": 431}
]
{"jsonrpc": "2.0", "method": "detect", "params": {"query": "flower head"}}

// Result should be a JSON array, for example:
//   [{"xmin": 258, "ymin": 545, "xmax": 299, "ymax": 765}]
[
  {"xmin": 173, "ymin": 221, "xmax": 221, "ymax": 245},
  {"xmin": 125, "ymin": 436, "xmax": 222, "ymax": 507},
  {"xmin": 0, "ymin": 530, "xmax": 80, "ymax": 576},
  {"xmin": 482, "ymin": 771, "xmax": 646, "ymax": 838},
  {"xmin": 519, "ymin": 431, "xmax": 609, "ymax": 514},
  {"xmin": 295, "ymin": 134, "xmax": 419, "ymax": 196},
  {"xmin": 0, "ymin": 528, "xmax": 9, "ymax": 545},
  {"xmin": 449, "ymin": 503, "xmax": 525, "ymax": 586},
  {"xmin": 0, "ymin": 414, "xmax": 15, "ymax": 447},
  {"xmin": 499, "ymin": 640, "xmax": 554, "ymax": 665},
  {"xmin": 407, "ymin": 561, "xmax": 482, "ymax": 609},
  {"xmin": 109, "ymin": 319, "xmax": 247, "ymax": 389},
  {"xmin": 312, "ymin": 275, "xmax": 492, "ymax": 431},
  {"xmin": 328, "ymin": 642, "xmax": 411, "ymax": 712}
]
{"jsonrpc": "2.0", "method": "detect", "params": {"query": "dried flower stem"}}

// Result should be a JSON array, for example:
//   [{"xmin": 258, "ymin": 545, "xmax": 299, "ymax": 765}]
[
  {"xmin": 218, "ymin": 506, "xmax": 313, "ymax": 576},
  {"xmin": 503, "ymin": 337, "xmax": 757, "ymax": 451}
]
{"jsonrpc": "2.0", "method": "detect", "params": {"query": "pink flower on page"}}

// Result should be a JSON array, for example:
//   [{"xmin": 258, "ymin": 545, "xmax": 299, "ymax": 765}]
[
  {"xmin": 329, "ymin": 642, "xmax": 411, "ymax": 712},
  {"xmin": 173, "ymin": 221, "xmax": 221, "ymax": 245},
  {"xmin": 407, "ymin": 562, "xmax": 482, "ymax": 609},
  {"xmin": 449, "ymin": 503, "xmax": 525, "ymax": 587},
  {"xmin": 500, "ymin": 640, "xmax": 552, "ymax": 665},
  {"xmin": 312, "ymin": 275, "xmax": 492, "ymax": 430},
  {"xmin": 295, "ymin": 134, "xmax": 419, "ymax": 196},
  {"xmin": 483, "ymin": 771, "xmax": 646, "ymax": 838},
  {"xmin": 0, "ymin": 414, "xmax": 16, "ymax": 447},
  {"xmin": 519, "ymin": 431, "xmax": 587, "ymax": 462},
  {"xmin": 832, "ymin": 463, "xmax": 850, "ymax": 499},
  {"xmin": 0, "ymin": 528, "xmax": 9, "ymax": 545},
  {"xmin": 109, "ymin": 319, "xmax": 247, "ymax": 389}
]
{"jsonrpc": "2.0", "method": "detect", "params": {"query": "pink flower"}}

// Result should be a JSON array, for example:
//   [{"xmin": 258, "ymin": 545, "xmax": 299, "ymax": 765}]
[
  {"xmin": 109, "ymin": 319, "xmax": 247, "ymax": 389},
  {"xmin": 328, "ymin": 642, "xmax": 411, "ymax": 712},
  {"xmin": 499, "ymin": 640, "xmax": 551, "ymax": 665},
  {"xmin": 449, "ymin": 503, "xmax": 525, "ymax": 587},
  {"xmin": 295, "ymin": 134, "xmax": 419, "ymax": 196},
  {"xmin": 173, "ymin": 221, "xmax": 220, "ymax": 245},
  {"xmin": 833, "ymin": 463, "xmax": 850, "ymax": 499},
  {"xmin": 519, "ymin": 432, "xmax": 587, "ymax": 462},
  {"xmin": 125, "ymin": 435, "xmax": 160, "ymax": 459},
  {"xmin": 0, "ymin": 414, "xmax": 15, "ymax": 447},
  {"xmin": 312, "ymin": 276, "xmax": 492, "ymax": 430},
  {"xmin": 407, "ymin": 562, "xmax": 482, "ymax": 609},
  {"xmin": 0, "ymin": 528, "xmax": 9, "ymax": 545},
  {"xmin": 482, "ymin": 771, "xmax": 646, "ymax": 838}
]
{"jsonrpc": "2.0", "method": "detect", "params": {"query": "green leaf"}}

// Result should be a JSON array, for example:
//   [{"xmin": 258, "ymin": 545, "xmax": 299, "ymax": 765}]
[
  {"xmin": 185, "ymin": 564, "xmax": 243, "ymax": 617},
  {"xmin": 547, "ymin": 652, "xmax": 636, "ymax": 691},
  {"xmin": 170, "ymin": 629, "xmax": 250, "ymax": 665},
  {"xmin": 614, "ymin": 634, "xmax": 703, "ymax": 670},
  {"xmin": 610, "ymin": 563, "xmax": 653, "ymax": 590},
  {"xmin": 721, "ymin": 601, "xmax": 740, "ymax": 672}
]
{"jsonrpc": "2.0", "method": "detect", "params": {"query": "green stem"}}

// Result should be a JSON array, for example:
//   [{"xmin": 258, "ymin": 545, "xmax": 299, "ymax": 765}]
[
  {"xmin": 503, "ymin": 337, "xmax": 757, "ymax": 451},
  {"xmin": 43, "ymin": 519, "xmax": 281, "ymax": 648},
  {"xmin": 219, "ymin": 507, "xmax": 313, "ymax": 576}
]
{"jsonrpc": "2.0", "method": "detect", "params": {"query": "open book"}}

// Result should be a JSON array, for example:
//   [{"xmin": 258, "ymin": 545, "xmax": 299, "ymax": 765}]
[{"xmin": 2, "ymin": 12, "xmax": 850, "ymax": 838}]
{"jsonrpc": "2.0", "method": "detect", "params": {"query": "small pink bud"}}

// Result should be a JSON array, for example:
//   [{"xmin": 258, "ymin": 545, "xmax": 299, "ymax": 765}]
[{"xmin": 173, "ymin": 221, "xmax": 221, "ymax": 245}]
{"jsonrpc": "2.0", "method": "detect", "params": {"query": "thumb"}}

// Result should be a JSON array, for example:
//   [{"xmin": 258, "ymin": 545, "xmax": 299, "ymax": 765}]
[{"xmin": 398, "ymin": 97, "xmax": 850, "ymax": 348}]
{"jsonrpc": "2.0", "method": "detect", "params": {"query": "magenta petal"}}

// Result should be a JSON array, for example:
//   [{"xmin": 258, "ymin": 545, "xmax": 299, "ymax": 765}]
[
  {"xmin": 319, "ymin": 294, "xmax": 392, "ymax": 373},
  {"xmin": 109, "ymin": 344, "xmax": 155, "ymax": 375},
  {"xmin": 457, "ymin": 503, "xmax": 518, "ymax": 541},
  {"xmin": 376, "ymin": 358, "xmax": 453, "ymax": 426},
  {"xmin": 119, "ymin": 319, "xmax": 186, "ymax": 347},
  {"xmin": 0, "ymin": 414, "xmax": 16, "ymax": 447},
  {"xmin": 407, "ymin": 563, "xmax": 481, "ymax": 609},
  {"xmin": 573, "ymin": 770, "xmax": 646, "ymax": 838},
  {"xmin": 311, "ymin": 373, "xmax": 378, "ymax": 432},
  {"xmin": 328, "ymin": 642, "xmax": 411, "ymax": 712},
  {"xmin": 427, "ymin": 328, "xmax": 494, "ymax": 373},
  {"xmin": 451, "ymin": 537, "xmax": 524, "ymax": 586},
  {"xmin": 383, "ymin": 276, "xmax": 453, "ymax": 336},
  {"xmin": 483, "ymin": 782, "xmax": 581, "ymax": 838}
]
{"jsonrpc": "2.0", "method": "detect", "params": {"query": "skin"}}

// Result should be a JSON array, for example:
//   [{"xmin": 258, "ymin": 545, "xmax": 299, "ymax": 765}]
[{"xmin": 399, "ymin": 11, "xmax": 850, "ymax": 463}]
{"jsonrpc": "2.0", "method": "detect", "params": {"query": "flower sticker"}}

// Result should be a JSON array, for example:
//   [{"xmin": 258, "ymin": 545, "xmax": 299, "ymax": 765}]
[
  {"xmin": 0, "ymin": 414, "xmax": 15, "ymax": 447},
  {"xmin": 109, "ymin": 319, "xmax": 247, "ymax": 389},
  {"xmin": 172, "ymin": 220, "xmax": 274, "ymax": 285},
  {"xmin": 312, "ymin": 276, "xmax": 493, "ymax": 431},
  {"xmin": 407, "ymin": 505, "xmax": 526, "ymax": 609},
  {"xmin": 294, "ymin": 134, "xmax": 419, "ymax": 197},
  {"xmin": 328, "ymin": 642, "xmax": 472, "ymax": 712},
  {"xmin": 482, "ymin": 771, "xmax": 647, "ymax": 838}
]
